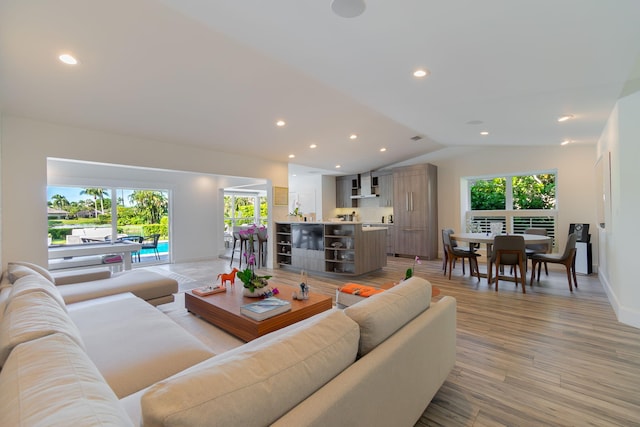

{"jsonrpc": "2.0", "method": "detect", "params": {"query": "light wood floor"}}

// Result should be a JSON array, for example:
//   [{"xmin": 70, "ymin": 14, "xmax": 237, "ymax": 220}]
[{"xmin": 151, "ymin": 255, "xmax": 640, "ymax": 426}]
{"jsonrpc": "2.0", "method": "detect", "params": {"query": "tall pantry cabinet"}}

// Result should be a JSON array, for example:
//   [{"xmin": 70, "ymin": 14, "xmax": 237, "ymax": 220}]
[{"xmin": 392, "ymin": 163, "xmax": 438, "ymax": 259}]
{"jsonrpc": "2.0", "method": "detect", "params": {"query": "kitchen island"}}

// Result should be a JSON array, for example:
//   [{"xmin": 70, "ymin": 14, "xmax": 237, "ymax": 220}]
[{"xmin": 275, "ymin": 222, "xmax": 387, "ymax": 276}]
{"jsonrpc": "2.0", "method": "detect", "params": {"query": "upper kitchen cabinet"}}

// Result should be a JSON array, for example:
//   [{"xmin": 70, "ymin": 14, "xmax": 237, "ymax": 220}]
[
  {"xmin": 336, "ymin": 175, "xmax": 358, "ymax": 208},
  {"xmin": 392, "ymin": 164, "xmax": 438, "ymax": 259},
  {"xmin": 375, "ymin": 171, "xmax": 393, "ymax": 207}
]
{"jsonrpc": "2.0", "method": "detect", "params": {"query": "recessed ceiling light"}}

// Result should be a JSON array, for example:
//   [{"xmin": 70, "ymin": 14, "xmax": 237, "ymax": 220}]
[
  {"xmin": 335, "ymin": 165, "xmax": 341, "ymax": 169},
  {"xmin": 309, "ymin": 144, "xmax": 317, "ymax": 149},
  {"xmin": 59, "ymin": 54, "xmax": 78, "ymax": 65},
  {"xmin": 288, "ymin": 154, "xmax": 295, "ymax": 158},
  {"xmin": 561, "ymin": 140, "xmax": 571, "ymax": 146},
  {"xmin": 349, "ymin": 134, "xmax": 358, "ymax": 140},
  {"xmin": 557, "ymin": 115, "xmax": 574, "ymax": 122},
  {"xmin": 276, "ymin": 120, "xmax": 286, "ymax": 127},
  {"xmin": 380, "ymin": 147, "xmax": 387, "ymax": 152},
  {"xmin": 330, "ymin": 0, "xmax": 366, "ymax": 18},
  {"xmin": 413, "ymin": 68, "xmax": 430, "ymax": 78},
  {"xmin": 480, "ymin": 131, "xmax": 489, "ymax": 136}
]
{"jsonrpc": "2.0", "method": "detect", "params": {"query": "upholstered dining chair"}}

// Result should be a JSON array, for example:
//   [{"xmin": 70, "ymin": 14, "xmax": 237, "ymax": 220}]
[
  {"xmin": 525, "ymin": 228, "xmax": 550, "ymax": 276},
  {"xmin": 530, "ymin": 233, "xmax": 578, "ymax": 292},
  {"xmin": 442, "ymin": 229, "xmax": 480, "ymax": 281},
  {"xmin": 490, "ymin": 235, "xmax": 526, "ymax": 293}
]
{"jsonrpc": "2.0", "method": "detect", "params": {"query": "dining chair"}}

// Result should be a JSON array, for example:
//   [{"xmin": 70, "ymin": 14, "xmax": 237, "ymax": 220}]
[
  {"xmin": 442, "ymin": 229, "xmax": 480, "ymax": 281},
  {"xmin": 141, "ymin": 234, "xmax": 161, "ymax": 261},
  {"xmin": 529, "ymin": 233, "xmax": 578, "ymax": 292},
  {"xmin": 524, "ymin": 228, "xmax": 550, "ymax": 276},
  {"xmin": 490, "ymin": 235, "xmax": 526, "ymax": 293},
  {"xmin": 121, "ymin": 235, "xmax": 143, "ymax": 262}
]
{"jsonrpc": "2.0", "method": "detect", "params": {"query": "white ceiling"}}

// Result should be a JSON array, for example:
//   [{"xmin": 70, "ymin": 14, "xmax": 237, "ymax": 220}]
[{"xmin": 1, "ymin": 0, "xmax": 639, "ymax": 176}]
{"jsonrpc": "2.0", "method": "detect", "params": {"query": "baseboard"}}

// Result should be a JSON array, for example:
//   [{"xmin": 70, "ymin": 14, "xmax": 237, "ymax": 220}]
[{"xmin": 599, "ymin": 271, "xmax": 640, "ymax": 329}]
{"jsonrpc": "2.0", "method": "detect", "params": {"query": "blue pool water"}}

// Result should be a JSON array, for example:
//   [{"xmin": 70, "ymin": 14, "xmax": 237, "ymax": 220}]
[{"xmin": 140, "ymin": 241, "xmax": 169, "ymax": 255}]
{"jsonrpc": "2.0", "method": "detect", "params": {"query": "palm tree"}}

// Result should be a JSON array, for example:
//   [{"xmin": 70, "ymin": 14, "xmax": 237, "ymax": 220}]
[
  {"xmin": 129, "ymin": 190, "xmax": 168, "ymax": 224},
  {"xmin": 80, "ymin": 188, "xmax": 106, "ymax": 217},
  {"xmin": 50, "ymin": 194, "xmax": 69, "ymax": 210}
]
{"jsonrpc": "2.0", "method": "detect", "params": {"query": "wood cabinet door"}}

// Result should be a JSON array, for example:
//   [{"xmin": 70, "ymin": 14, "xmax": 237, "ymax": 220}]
[
  {"xmin": 392, "ymin": 164, "xmax": 437, "ymax": 259},
  {"xmin": 377, "ymin": 173, "xmax": 393, "ymax": 207},
  {"xmin": 335, "ymin": 177, "xmax": 351, "ymax": 208}
]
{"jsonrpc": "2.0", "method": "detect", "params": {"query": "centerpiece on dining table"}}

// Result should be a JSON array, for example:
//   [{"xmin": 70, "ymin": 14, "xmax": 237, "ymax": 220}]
[{"xmin": 236, "ymin": 225, "xmax": 273, "ymax": 297}]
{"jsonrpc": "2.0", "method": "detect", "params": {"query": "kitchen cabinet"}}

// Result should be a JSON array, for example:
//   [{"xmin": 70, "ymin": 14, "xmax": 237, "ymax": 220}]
[
  {"xmin": 275, "ymin": 222, "xmax": 386, "ymax": 276},
  {"xmin": 392, "ymin": 163, "xmax": 438, "ymax": 259},
  {"xmin": 336, "ymin": 175, "xmax": 358, "ymax": 208},
  {"xmin": 376, "ymin": 172, "xmax": 393, "ymax": 207}
]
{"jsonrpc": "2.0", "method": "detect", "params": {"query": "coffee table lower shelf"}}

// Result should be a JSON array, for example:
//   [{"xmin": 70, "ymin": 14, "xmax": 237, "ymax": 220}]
[{"xmin": 185, "ymin": 285, "xmax": 332, "ymax": 342}]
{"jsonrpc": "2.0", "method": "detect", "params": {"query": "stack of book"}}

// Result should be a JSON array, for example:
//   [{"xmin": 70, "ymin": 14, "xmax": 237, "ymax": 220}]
[{"xmin": 240, "ymin": 297, "xmax": 291, "ymax": 321}]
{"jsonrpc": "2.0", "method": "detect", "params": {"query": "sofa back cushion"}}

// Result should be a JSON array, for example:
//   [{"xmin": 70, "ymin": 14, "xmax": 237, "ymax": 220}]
[
  {"xmin": 0, "ymin": 333, "xmax": 134, "ymax": 427},
  {"xmin": 6, "ymin": 261, "xmax": 55, "ymax": 284},
  {"xmin": 344, "ymin": 276, "xmax": 432, "ymax": 357},
  {"xmin": 10, "ymin": 274, "xmax": 68, "ymax": 312},
  {"xmin": 141, "ymin": 309, "xmax": 360, "ymax": 427},
  {"xmin": 0, "ymin": 290, "xmax": 84, "ymax": 366}
]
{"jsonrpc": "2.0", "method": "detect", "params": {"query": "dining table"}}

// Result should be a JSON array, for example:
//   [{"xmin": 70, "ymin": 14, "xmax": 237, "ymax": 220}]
[{"xmin": 450, "ymin": 232, "xmax": 552, "ymax": 283}]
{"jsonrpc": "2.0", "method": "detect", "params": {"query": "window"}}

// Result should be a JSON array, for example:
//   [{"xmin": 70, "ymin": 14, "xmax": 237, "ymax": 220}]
[
  {"xmin": 47, "ymin": 185, "xmax": 169, "ymax": 262},
  {"xmin": 465, "ymin": 171, "xmax": 557, "ymax": 249},
  {"xmin": 223, "ymin": 191, "xmax": 267, "ymax": 232}
]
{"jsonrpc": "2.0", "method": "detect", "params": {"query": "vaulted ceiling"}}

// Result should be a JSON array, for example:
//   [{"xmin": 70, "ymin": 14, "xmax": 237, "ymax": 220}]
[{"xmin": 1, "ymin": 0, "xmax": 639, "ymax": 175}]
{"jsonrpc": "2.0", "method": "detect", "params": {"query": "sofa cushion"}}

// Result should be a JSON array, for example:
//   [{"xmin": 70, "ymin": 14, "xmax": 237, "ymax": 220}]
[
  {"xmin": 141, "ymin": 309, "xmax": 360, "ymax": 427},
  {"xmin": 7, "ymin": 261, "xmax": 55, "ymax": 284},
  {"xmin": 0, "ymin": 333, "xmax": 134, "ymax": 427},
  {"xmin": 0, "ymin": 290, "xmax": 84, "ymax": 366},
  {"xmin": 52, "ymin": 267, "xmax": 112, "ymax": 285},
  {"xmin": 57, "ymin": 269, "xmax": 178, "ymax": 304},
  {"xmin": 10, "ymin": 274, "xmax": 68, "ymax": 312},
  {"xmin": 344, "ymin": 276, "xmax": 431, "ymax": 357},
  {"xmin": 68, "ymin": 292, "xmax": 215, "ymax": 398}
]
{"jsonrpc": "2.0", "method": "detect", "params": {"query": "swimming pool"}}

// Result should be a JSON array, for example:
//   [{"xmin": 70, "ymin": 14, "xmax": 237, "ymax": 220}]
[{"xmin": 139, "ymin": 241, "xmax": 169, "ymax": 255}]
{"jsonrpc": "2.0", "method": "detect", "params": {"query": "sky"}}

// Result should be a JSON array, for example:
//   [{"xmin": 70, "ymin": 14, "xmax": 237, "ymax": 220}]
[{"xmin": 47, "ymin": 186, "xmax": 136, "ymax": 207}]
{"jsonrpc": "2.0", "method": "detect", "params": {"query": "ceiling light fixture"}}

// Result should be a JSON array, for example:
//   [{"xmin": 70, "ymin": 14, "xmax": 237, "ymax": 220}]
[
  {"xmin": 349, "ymin": 134, "xmax": 358, "ymax": 140},
  {"xmin": 59, "ymin": 54, "xmax": 78, "ymax": 65},
  {"xmin": 276, "ymin": 120, "xmax": 286, "ymax": 127},
  {"xmin": 557, "ymin": 115, "xmax": 574, "ymax": 122},
  {"xmin": 380, "ymin": 148, "xmax": 387, "ymax": 152},
  {"xmin": 335, "ymin": 165, "xmax": 341, "ymax": 169},
  {"xmin": 309, "ymin": 144, "xmax": 317, "ymax": 149},
  {"xmin": 413, "ymin": 68, "xmax": 430, "ymax": 78},
  {"xmin": 561, "ymin": 140, "xmax": 571, "ymax": 146},
  {"xmin": 480, "ymin": 131, "xmax": 489, "ymax": 136},
  {"xmin": 330, "ymin": 0, "xmax": 366, "ymax": 18},
  {"xmin": 288, "ymin": 154, "xmax": 295, "ymax": 158}
]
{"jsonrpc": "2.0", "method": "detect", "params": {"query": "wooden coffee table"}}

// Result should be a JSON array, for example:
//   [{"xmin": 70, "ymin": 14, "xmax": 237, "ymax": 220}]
[{"xmin": 185, "ymin": 284, "xmax": 332, "ymax": 342}]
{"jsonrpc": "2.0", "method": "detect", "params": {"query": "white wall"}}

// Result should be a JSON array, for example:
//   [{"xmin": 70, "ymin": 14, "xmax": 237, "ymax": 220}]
[
  {"xmin": 288, "ymin": 173, "xmax": 328, "ymax": 221},
  {"xmin": 0, "ymin": 115, "xmax": 289, "ymax": 267},
  {"xmin": 432, "ymin": 145, "xmax": 598, "ymax": 262},
  {"xmin": 597, "ymin": 91, "xmax": 640, "ymax": 328}
]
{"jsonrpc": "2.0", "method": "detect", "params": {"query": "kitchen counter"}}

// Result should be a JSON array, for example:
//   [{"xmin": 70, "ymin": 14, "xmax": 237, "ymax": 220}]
[{"xmin": 275, "ymin": 222, "xmax": 386, "ymax": 276}]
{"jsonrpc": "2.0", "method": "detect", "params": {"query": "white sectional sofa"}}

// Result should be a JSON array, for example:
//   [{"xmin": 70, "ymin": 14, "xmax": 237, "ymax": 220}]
[{"xmin": 0, "ymin": 262, "xmax": 456, "ymax": 427}]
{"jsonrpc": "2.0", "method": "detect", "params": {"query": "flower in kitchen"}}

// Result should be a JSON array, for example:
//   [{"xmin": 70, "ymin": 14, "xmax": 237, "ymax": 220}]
[
  {"xmin": 405, "ymin": 256, "xmax": 421, "ymax": 280},
  {"xmin": 290, "ymin": 200, "xmax": 302, "ymax": 218}
]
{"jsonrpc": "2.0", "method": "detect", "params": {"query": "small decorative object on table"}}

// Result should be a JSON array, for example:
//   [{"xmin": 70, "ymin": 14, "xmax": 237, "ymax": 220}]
[
  {"xmin": 193, "ymin": 284, "xmax": 226, "ymax": 297},
  {"xmin": 404, "ymin": 256, "xmax": 421, "ymax": 280},
  {"xmin": 293, "ymin": 270, "xmax": 309, "ymax": 300},
  {"xmin": 216, "ymin": 268, "xmax": 239, "ymax": 287}
]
